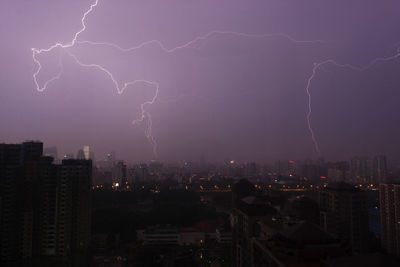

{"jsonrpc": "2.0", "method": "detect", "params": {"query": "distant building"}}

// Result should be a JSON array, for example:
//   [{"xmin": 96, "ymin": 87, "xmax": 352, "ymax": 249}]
[
  {"xmin": 107, "ymin": 151, "xmax": 116, "ymax": 168},
  {"xmin": 112, "ymin": 161, "xmax": 127, "ymax": 189},
  {"xmin": 63, "ymin": 153, "xmax": 74, "ymax": 160},
  {"xmin": 76, "ymin": 145, "xmax": 92, "ymax": 161},
  {"xmin": 296, "ymin": 159, "xmax": 330, "ymax": 182},
  {"xmin": 83, "ymin": 145, "xmax": 90, "ymax": 160},
  {"xmin": 43, "ymin": 146, "xmax": 58, "ymax": 161},
  {"xmin": 375, "ymin": 155, "xmax": 388, "ymax": 183},
  {"xmin": 350, "ymin": 155, "xmax": 387, "ymax": 184},
  {"xmin": 327, "ymin": 168, "xmax": 344, "ymax": 183},
  {"xmin": 149, "ymin": 160, "xmax": 163, "ymax": 175},
  {"xmin": 137, "ymin": 163, "xmax": 149, "ymax": 182},
  {"xmin": 288, "ymin": 160, "xmax": 296, "ymax": 177},
  {"xmin": 76, "ymin": 149, "xmax": 85, "ymax": 160},
  {"xmin": 379, "ymin": 184, "xmax": 400, "ymax": 257}
]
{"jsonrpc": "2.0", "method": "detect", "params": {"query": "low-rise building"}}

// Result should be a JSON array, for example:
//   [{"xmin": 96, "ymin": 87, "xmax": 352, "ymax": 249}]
[{"xmin": 137, "ymin": 225, "xmax": 180, "ymax": 246}]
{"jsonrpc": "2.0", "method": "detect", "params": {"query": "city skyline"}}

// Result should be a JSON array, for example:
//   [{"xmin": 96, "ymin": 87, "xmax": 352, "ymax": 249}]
[
  {"xmin": 2, "ymin": 1, "xmax": 400, "ymax": 265},
  {"xmin": 1, "ymin": 0, "xmax": 400, "ymax": 162},
  {"xmin": 0, "ymin": 141, "xmax": 399, "ymax": 265}
]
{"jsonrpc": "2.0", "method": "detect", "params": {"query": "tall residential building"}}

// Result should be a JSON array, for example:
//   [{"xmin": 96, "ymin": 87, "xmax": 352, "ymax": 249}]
[
  {"xmin": 374, "ymin": 155, "xmax": 388, "ymax": 183},
  {"xmin": 318, "ymin": 183, "xmax": 370, "ymax": 254},
  {"xmin": 0, "ymin": 142, "xmax": 91, "ymax": 266},
  {"xmin": 0, "ymin": 142, "xmax": 41, "ymax": 264},
  {"xmin": 379, "ymin": 184, "xmax": 400, "ymax": 257},
  {"xmin": 58, "ymin": 159, "xmax": 92, "ymax": 264},
  {"xmin": 350, "ymin": 155, "xmax": 387, "ymax": 184}
]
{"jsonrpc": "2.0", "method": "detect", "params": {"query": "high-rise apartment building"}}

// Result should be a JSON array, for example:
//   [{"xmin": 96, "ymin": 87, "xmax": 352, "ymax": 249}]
[
  {"xmin": 0, "ymin": 142, "xmax": 92, "ymax": 266},
  {"xmin": 350, "ymin": 155, "xmax": 387, "ymax": 184},
  {"xmin": 374, "ymin": 155, "xmax": 388, "ymax": 183},
  {"xmin": 379, "ymin": 184, "xmax": 400, "ymax": 257},
  {"xmin": 318, "ymin": 183, "xmax": 370, "ymax": 254}
]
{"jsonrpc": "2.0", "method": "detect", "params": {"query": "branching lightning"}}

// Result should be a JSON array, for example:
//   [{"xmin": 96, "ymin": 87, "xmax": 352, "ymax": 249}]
[
  {"xmin": 305, "ymin": 47, "xmax": 400, "ymax": 154},
  {"xmin": 32, "ymin": 0, "xmax": 161, "ymax": 157},
  {"xmin": 32, "ymin": 0, "xmax": 328, "ymax": 158},
  {"xmin": 32, "ymin": 0, "xmax": 100, "ymax": 92},
  {"xmin": 37, "ymin": 0, "xmax": 398, "ymax": 158}
]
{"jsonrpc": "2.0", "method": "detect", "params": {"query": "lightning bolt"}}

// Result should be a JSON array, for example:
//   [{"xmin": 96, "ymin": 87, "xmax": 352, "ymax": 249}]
[
  {"xmin": 31, "ymin": 0, "xmax": 327, "ymax": 158},
  {"xmin": 64, "ymin": 50, "xmax": 160, "ymax": 157},
  {"xmin": 32, "ymin": 0, "xmax": 100, "ymax": 92},
  {"xmin": 32, "ymin": 0, "xmax": 162, "ymax": 157},
  {"xmin": 75, "ymin": 31, "xmax": 326, "ymax": 53},
  {"xmin": 305, "ymin": 47, "xmax": 400, "ymax": 154}
]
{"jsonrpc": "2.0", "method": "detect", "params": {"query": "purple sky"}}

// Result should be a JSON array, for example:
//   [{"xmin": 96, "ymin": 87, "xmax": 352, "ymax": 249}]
[{"xmin": 1, "ymin": 0, "xmax": 400, "ymax": 162}]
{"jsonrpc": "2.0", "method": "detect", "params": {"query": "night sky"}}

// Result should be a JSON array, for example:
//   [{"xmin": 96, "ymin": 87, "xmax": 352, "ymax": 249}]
[{"xmin": 1, "ymin": 0, "xmax": 400, "ymax": 162}]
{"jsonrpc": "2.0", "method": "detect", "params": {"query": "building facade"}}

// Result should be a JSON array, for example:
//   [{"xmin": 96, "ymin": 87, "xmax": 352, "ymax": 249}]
[
  {"xmin": 318, "ymin": 183, "xmax": 370, "ymax": 254},
  {"xmin": 379, "ymin": 184, "xmax": 400, "ymax": 257},
  {"xmin": 0, "ymin": 142, "xmax": 92, "ymax": 266}
]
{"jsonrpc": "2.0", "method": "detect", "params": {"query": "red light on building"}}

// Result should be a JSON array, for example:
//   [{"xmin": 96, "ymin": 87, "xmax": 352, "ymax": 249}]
[
  {"xmin": 123, "ymin": 163, "xmax": 127, "ymax": 166},
  {"xmin": 320, "ymin": 176, "xmax": 327, "ymax": 179},
  {"xmin": 289, "ymin": 160, "xmax": 295, "ymax": 163}
]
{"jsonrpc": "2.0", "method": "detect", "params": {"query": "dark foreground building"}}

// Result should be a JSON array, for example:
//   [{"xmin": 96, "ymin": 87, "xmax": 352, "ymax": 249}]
[
  {"xmin": 380, "ymin": 183, "xmax": 400, "ymax": 257},
  {"xmin": 0, "ymin": 142, "xmax": 91, "ymax": 266},
  {"xmin": 318, "ymin": 183, "xmax": 370, "ymax": 254},
  {"xmin": 231, "ymin": 179, "xmax": 349, "ymax": 267}
]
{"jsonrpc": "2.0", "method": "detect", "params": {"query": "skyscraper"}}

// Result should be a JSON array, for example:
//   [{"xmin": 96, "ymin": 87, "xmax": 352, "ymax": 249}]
[
  {"xmin": 0, "ymin": 142, "xmax": 92, "ymax": 266},
  {"xmin": 374, "ymin": 155, "xmax": 388, "ymax": 184},
  {"xmin": 379, "ymin": 184, "xmax": 400, "ymax": 257},
  {"xmin": 83, "ymin": 145, "xmax": 90, "ymax": 160},
  {"xmin": 58, "ymin": 159, "xmax": 92, "ymax": 264}
]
